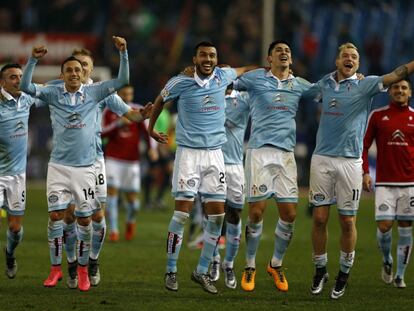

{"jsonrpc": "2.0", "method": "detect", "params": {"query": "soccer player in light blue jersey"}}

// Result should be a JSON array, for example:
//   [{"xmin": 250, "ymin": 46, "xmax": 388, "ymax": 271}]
[
  {"xmin": 0, "ymin": 63, "xmax": 41, "ymax": 279},
  {"xmin": 308, "ymin": 42, "xmax": 414, "ymax": 299},
  {"xmin": 233, "ymin": 40, "xmax": 313, "ymax": 293},
  {"xmin": 59, "ymin": 48, "xmax": 151, "ymax": 289},
  {"xmin": 149, "ymin": 41, "xmax": 256, "ymax": 294},
  {"xmin": 209, "ymin": 85, "xmax": 250, "ymax": 289},
  {"xmin": 20, "ymin": 36, "xmax": 129, "ymax": 292}
]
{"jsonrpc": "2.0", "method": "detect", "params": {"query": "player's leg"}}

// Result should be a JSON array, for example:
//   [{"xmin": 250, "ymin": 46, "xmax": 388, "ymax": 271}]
[
  {"xmin": 105, "ymin": 159, "xmax": 121, "ymax": 241},
  {"xmin": 330, "ymin": 157, "xmax": 362, "ymax": 299},
  {"xmin": 191, "ymin": 148, "xmax": 226, "ymax": 294},
  {"xmin": 88, "ymin": 158, "xmax": 108, "ymax": 286},
  {"xmin": 243, "ymin": 148, "xmax": 278, "ymax": 291},
  {"xmin": 44, "ymin": 163, "xmax": 72, "ymax": 287},
  {"xmin": 121, "ymin": 162, "xmax": 140, "ymax": 240},
  {"xmin": 63, "ymin": 204, "xmax": 78, "ymax": 289},
  {"xmin": 72, "ymin": 165, "xmax": 96, "ymax": 292},
  {"xmin": 220, "ymin": 164, "xmax": 244, "ymax": 288},
  {"xmin": 3, "ymin": 173, "xmax": 26, "ymax": 279},
  {"xmin": 374, "ymin": 186, "xmax": 396, "ymax": 284},
  {"xmin": 309, "ymin": 155, "xmax": 334, "ymax": 295},
  {"xmin": 394, "ymin": 188, "xmax": 414, "ymax": 288},
  {"xmin": 165, "ymin": 147, "xmax": 195, "ymax": 291},
  {"xmin": 267, "ymin": 150, "xmax": 298, "ymax": 292},
  {"xmin": 124, "ymin": 192, "xmax": 139, "ymax": 240}
]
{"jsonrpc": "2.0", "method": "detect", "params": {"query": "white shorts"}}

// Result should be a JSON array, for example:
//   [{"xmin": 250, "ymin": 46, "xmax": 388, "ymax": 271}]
[
  {"xmin": 0, "ymin": 173, "xmax": 26, "ymax": 216},
  {"xmin": 309, "ymin": 154, "xmax": 362, "ymax": 216},
  {"xmin": 47, "ymin": 162, "xmax": 96, "ymax": 217},
  {"xmin": 94, "ymin": 158, "xmax": 107, "ymax": 203},
  {"xmin": 106, "ymin": 158, "xmax": 140, "ymax": 192},
  {"xmin": 245, "ymin": 147, "xmax": 298, "ymax": 203},
  {"xmin": 172, "ymin": 146, "xmax": 226, "ymax": 201},
  {"xmin": 375, "ymin": 186, "xmax": 414, "ymax": 221},
  {"xmin": 225, "ymin": 164, "xmax": 245, "ymax": 209}
]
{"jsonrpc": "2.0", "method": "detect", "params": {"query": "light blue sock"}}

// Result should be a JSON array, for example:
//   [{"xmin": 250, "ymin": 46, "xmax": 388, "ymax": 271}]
[
  {"xmin": 90, "ymin": 218, "xmax": 106, "ymax": 260},
  {"xmin": 76, "ymin": 223, "xmax": 92, "ymax": 266},
  {"xmin": 271, "ymin": 218, "xmax": 294, "ymax": 267},
  {"xmin": 396, "ymin": 226, "xmax": 412, "ymax": 278},
  {"xmin": 339, "ymin": 250, "xmax": 355, "ymax": 274},
  {"xmin": 245, "ymin": 219, "xmax": 263, "ymax": 268},
  {"xmin": 197, "ymin": 213, "xmax": 224, "ymax": 274},
  {"xmin": 166, "ymin": 211, "xmax": 189, "ymax": 273},
  {"xmin": 106, "ymin": 195, "xmax": 119, "ymax": 233},
  {"xmin": 6, "ymin": 228, "xmax": 23, "ymax": 256},
  {"xmin": 47, "ymin": 219, "xmax": 63, "ymax": 266},
  {"xmin": 63, "ymin": 221, "xmax": 77, "ymax": 263},
  {"xmin": 126, "ymin": 200, "xmax": 139, "ymax": 224},
  {"xmin": 224, "ymin": 221, "xmax": 242, "ymax": 268},
  {"xmin": 313, "ymin": 253, "xmax": 328, "ymax": 268},
  {"xmin": 376, "ymin": 228, "xmax": 393, "ymax": 264}
]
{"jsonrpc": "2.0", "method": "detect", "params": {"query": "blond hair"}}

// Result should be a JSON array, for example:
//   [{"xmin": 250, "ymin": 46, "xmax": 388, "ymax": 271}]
[
  {"xmin": 337, "ymin": 42, "xmax": 358, "ymax": 58},
  {"xmin": 72, "ymin": 48, "xmax": 94, "ymax": 62}
]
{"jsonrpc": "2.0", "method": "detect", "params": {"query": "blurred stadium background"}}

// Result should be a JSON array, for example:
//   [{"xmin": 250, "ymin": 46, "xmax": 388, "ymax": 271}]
[{"xmin": 1, "ymin": 0, "xmax": 414, "ymax": 184}]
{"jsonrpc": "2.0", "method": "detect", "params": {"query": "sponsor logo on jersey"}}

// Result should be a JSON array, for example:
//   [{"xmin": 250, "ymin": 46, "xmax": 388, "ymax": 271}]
[
  {"xmin": 388, "ymin": 129, "xmax": 408, "ymax": 146},
  {"xmin": 378, "ymin": 204, "xmax": 389, "ymax": 212},
  {"xmin": 9, "ymin": 121, "xmax": 28, "ymax": 138},
  {"xmin": 329, "ymin": 98, "xmax": 340, "ymax": 108},
  {"xmin": 16, "ymin": 121, "xmax": 25, "ymax": 131},
  {"xmin": 200, "ymin": 95, "xmax": 220, "ymax": 112},
  {"xmin": 324, "ymin": 98, "xmax": 344, "ymax": 116},
  {"xmin": 65, "ymin": 112, "xmax": 86, "ymax": 129},
  {"xmin": 382, "ymin": 115, "xmax": 389, "ymax": 121}
]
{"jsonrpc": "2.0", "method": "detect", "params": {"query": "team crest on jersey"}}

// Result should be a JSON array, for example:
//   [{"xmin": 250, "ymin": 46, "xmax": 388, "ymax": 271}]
[
  {"xmin": 187, "ymin": 178, "xmax": 196, "ymax": 188},
  {"xmin": 48, "ymin": 194, "xmax": 59, "ymax": 204},
  {"xmin": 258, "ymin": 184, "xmax": 267, "ymax": 193},
  {"xmin": 313, "ymin": 193, "xmax": 325, "ymax": 202},
  {"xmin": 378, "ymin": 204, "xmax": 389, "ymax": 212}
]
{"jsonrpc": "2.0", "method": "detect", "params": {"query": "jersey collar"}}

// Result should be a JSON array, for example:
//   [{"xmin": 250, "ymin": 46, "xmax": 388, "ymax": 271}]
[
  {"xmin": 330, "ymin": 71, "xmax": 357, "ymax": 84},
  {"xmin": 63, "ymin": 83, "xmax": 85, "ymax": 95},
  {"xmin": 194, "ymin": 67, "xmax": 218, "ymax": 88},
  {"xmin": 265, "ymin": 70, "xmax": 294, "ymax": 82}
]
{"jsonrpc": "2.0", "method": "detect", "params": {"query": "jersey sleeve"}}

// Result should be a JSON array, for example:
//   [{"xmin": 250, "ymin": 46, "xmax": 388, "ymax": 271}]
[
  {"xmin": 105, "ymin": 94, "xmax": 130, "ymax": 116},
  {"xmin": 233, "ymin": 70, "xmax": 257, "ymax": 91},
  {"xmin": 160, "ymin": 75, "xmax": 185, "ymax": 102},
  {"xmin": 221, "ymin": 67, "xmax": 237, "ymax": 84},
  {"xmin": 362, "ymin": 111, "xmax": 378, "ymax": 174},
  {"xmin": 359, "ymin": 76, "xmax": 386, "ymax": 97}
]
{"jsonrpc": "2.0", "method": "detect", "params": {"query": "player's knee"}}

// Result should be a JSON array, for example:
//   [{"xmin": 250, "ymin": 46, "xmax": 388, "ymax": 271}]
[
  {"xmin": 92, "ymin": 210, "xmax": 104, "ymax": 222},
  {"xmin": 77, "ymin": 216, "xmax": 91, "ymax": 226},
  {"xmin": 49, "ymin": 211, "xmax": 64, "ymax": 222},
  {"xmin": 340, "ymin": 218, "xmax": 356, "ymax": 234},
  {"xmin": 225, "ymin": 207, "xmax": 241, "ymax": 224},
  {"xmin": 8, "ymin": 221, "xmax": 21, "ymax": 233},
  {"xmin": 313, "ymin": 213, "xmax": 328, "ymax": 228},
  {"xmin": 281, "ymin": 210, "xmax": 296, "ymax": 223},
  {"xmin": 249, "ymin": 209, "xmax": 263, "ymax": 223},
  {"xmin": 377, "ymin": 222, "xmax": 393, "ymax": 233}
]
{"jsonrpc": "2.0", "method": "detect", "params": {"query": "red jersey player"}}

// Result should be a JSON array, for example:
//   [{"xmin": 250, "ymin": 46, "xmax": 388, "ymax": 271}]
[
  {"xmin": 362, "ymin": 78, "xmax": 414, "ymax": 288},
  {"xmin": 102, "ymin": 85, "xmax": 157, "ymax": 241}
]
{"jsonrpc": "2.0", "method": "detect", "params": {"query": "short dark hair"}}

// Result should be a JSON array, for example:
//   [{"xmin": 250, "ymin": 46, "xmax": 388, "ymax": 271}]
[
  {"xmin": 61, "ymin": 56, "xmax": 83, "ymax": 73},
  {"xmin": 391, "ymin": 77, "xmax": 412, "ymax": 90},
  {"xmin": 72, "ymin": 48, "xmax": 94, "ymax": 63},
  {"xmin": 0, "ymin": 63, "xmax": 22, "ymax": 78},
  {"xmin": 267, "ymin": 40, "xmax": 290, "ymax": 56},
  {"xmin": 194, "ymin": 41, "xmax": 216, "ymax": 55}
]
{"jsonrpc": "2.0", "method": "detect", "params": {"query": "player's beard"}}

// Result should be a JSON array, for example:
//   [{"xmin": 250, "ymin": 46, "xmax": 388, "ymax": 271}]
[{"xmin": 195, "ymin": 62, "xmax": 215, "ymax": 78}]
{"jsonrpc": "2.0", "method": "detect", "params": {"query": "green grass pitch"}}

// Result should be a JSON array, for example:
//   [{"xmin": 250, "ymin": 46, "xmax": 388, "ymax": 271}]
[{"xmin": 0, "ymin": 186, "xmax": 413, "ymax": 310}]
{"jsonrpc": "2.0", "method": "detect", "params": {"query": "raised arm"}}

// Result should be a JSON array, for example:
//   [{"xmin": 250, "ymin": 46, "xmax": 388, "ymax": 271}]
[
  {"xmin": 382, "ymin": 60, "xmax": 414, "ymax": 86},
  {"xmin": 148, "ymin": 95, "xmax": 169, "ymax": 144},
  {"xmin": 20, "ymin": 45, "xmax": 48, "ymax": 96}
]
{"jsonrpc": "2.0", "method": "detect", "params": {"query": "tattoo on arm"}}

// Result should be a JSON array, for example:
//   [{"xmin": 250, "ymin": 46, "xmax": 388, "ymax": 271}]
[{"xmin": 394, "ymin": 65, "xmax": 408, "ymax": 77}]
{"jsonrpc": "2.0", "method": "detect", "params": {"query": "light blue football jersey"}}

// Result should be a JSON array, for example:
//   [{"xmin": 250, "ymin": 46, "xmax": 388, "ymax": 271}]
[
  {"xmin": 222, "ymin": 90, "xmax": 250, "ymax": 164},
  {"xmin": 161, "ymin": 67, "xmax": 237, "ymax": 149},
  {"xmin": 95, "ymin": 94, "xmax": 130, "ymax": 159},
  {"xmin": 234, "ymin": 69, "xmax": 312, "ymax": 151},
  {"xmin": 0, "ymin": 89, "xmax": 37, "ymax": 176},
  {"xmin": 45, "ymin": 80, "xmax": 130, "ymax": 159},
  {"xmin": 20, "ymin": 51, "xmax": 129, "ymax": 166},
  {"xmin": 309, "ymin": 73, "xmax": 384, "ymax": 158}
]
